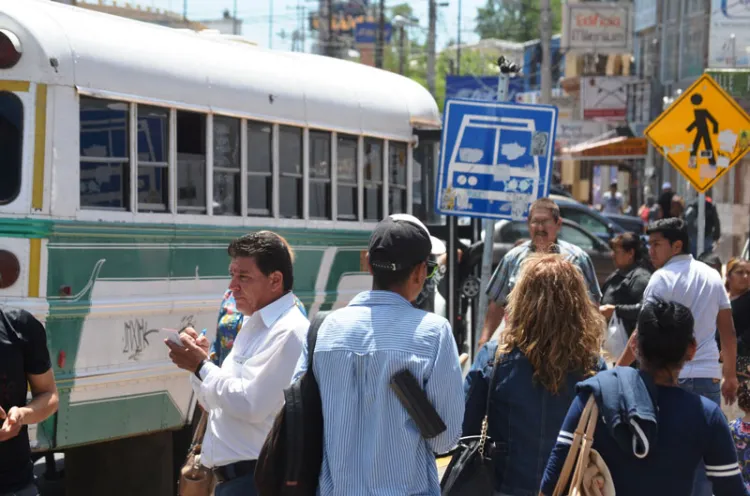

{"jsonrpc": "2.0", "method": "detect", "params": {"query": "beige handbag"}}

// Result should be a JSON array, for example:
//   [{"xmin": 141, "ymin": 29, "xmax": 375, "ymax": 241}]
[
  {"xmin": 179, "ymin": 410, "xmax": 215, "ymax": 496},
  {"xmin": 552, "ymin": 396, "xmax": 615, "ymax": 496}
]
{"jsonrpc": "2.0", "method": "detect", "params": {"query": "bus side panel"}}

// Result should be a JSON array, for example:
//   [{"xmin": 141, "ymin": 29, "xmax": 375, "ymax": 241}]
[
  {"xmin": 46, "ymin": 225, "xmax": 218, "ymax": 448},
  {"xmin": 46, "ymin": 223, "xmax": 372, "ymax": 448}
]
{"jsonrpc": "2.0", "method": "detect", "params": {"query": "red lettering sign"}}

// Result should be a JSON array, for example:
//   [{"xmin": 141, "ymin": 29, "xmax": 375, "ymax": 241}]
[{"xmin": 575, "ymin": 14, "xmax": 621, "ymax": 28}]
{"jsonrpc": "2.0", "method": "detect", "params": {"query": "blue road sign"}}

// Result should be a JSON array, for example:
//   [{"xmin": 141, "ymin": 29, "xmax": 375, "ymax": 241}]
[
  {"xmin": 445, "ymin": 75, "xmax": 524, "ymax": 104},
  {"xmin": 354, "ymin": 22, "xmax": 392, "ymax": 44},
  {"xmin": 435, "ymin": 98, "xmax": 558, "ymax": 220}
]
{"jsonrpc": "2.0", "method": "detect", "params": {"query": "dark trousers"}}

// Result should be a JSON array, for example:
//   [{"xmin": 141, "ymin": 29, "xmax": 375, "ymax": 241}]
[
  {"xmin": 214, "ymin": 472, "xmax": 256, "ymax": 496},
  {"xmin": 213, "ymin": 460, "xmax": 257, "ymax": 496}
]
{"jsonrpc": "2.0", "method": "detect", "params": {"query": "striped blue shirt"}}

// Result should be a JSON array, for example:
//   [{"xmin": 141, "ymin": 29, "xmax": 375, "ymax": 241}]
[{"xmin": 292, "ymin": 291, "xmax": 464, "ymax": 496}]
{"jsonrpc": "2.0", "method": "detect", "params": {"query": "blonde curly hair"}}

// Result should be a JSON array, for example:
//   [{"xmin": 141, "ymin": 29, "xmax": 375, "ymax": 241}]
[{"xmin": 499, "ymin": 253, "xmax": 604, "ymax": 394}]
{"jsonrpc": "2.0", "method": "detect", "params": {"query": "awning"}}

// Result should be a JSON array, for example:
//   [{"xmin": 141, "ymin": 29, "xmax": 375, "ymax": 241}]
[{"xmin": 559, "ymin": 135, "xmax": 648, "ymax": 161}]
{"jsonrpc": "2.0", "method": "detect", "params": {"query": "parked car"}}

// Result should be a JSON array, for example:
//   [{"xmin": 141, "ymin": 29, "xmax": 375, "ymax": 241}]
[
  {"xmin": 603, "ymin": 212, "xmax": 645, "ymax": 234},
  {"xmin": 550, "ymin": 184, "xmax": 575, "ymax": 199},
  {"xmin": 550, "ymin": 194, "xmax": 626, "ymax": 244},
  {"xmin": 468, "ymin": 218, "xmax": 615, "ymax": 286}
]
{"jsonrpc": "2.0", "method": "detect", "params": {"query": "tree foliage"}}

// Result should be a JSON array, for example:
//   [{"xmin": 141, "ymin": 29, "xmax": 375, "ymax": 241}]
[
  {"xmin": 373, "ymin": 2, "xmax": 504, "ymax": 110},
  {"xmin": 475, "ymin": 0, "xmax": 562, "ymax": 42},
  {"xmin": 383, "ymin": 41, "xmax": 499, "ymax": 110}
]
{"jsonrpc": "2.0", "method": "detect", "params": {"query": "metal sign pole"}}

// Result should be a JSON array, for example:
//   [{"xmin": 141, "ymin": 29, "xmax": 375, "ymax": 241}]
[
  {"xmin": 697, "ymin": 192, "xmax": 706, "ymax": 256},
  {"xmin": 447, "ymin": 217, "xmax": 456, "ymax": 331},
  {"xmin": 475, "ymin": 57, "xmax": 516, "ymax": 349}
]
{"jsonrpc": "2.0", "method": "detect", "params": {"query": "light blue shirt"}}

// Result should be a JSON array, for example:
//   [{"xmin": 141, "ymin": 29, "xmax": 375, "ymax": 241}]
[
  {"xmin": 486, "ymin": 239, "xmax": 602, "ymax": 305},
  {"xmin": 292, "ymin": 291, "xmax": 464, "ymax": 496}
]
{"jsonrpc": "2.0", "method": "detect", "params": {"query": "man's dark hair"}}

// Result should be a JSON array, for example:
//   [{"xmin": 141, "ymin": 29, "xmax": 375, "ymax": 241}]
[
  {"xmin": 228, "ymin": 231, "xmax": 294, "ymax": 291},
  {"xmin": 529, "ymin": 197, "xmax": 560, "ymax": 222},
  {"xmin": 637, "ymin": 298, "xmax": 695, "ymax": 371},
  {"xmin": 646, "ymin": 217, "xmax": 690, "ymax": 254}
]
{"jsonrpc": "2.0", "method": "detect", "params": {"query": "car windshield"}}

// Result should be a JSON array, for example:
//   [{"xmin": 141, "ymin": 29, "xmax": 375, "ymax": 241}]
[{"xmin": 560, "ymin": 207, "xmax": 610, "ymax": 235}]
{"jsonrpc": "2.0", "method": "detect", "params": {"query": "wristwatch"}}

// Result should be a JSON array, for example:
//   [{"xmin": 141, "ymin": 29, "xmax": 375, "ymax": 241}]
[{"xmin": 194, "ymin": 359, "xmax": 207, "ymax": 380}]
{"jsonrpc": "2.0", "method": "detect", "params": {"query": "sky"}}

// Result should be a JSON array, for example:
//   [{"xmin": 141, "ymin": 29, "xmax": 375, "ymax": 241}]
[{"xmin": 122, "ymin": 0, "xmax": 485, "ymax": 52}]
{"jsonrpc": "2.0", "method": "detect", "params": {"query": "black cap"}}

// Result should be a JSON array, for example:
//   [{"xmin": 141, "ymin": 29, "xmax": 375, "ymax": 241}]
[{"xmin": 368, "ymin": 214, "xmax": 433, "ymax": 271}]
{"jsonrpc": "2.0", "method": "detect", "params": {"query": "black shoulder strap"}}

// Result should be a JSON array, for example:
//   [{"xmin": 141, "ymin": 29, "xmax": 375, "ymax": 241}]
[{"xmin": 307, "ymin": 310, "xmax": 330, "ymax": 372}]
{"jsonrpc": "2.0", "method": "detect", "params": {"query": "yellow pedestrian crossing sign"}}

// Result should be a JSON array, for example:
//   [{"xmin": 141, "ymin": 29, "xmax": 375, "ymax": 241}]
[{"xmin": 645, "ymin": 74, "xmax": 750, "ymax": 193}]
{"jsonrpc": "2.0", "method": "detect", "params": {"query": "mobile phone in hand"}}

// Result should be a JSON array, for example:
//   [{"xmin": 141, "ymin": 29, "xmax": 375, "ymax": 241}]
[{"xmin": 162, "ymin": 328, "xmax": 183, "ymax": 346}]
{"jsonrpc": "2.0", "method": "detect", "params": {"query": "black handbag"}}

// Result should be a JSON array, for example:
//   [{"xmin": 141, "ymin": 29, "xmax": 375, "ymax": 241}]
[{"xmin": 439, "ymin": 349, "xmax": 502, "ymax": 495}]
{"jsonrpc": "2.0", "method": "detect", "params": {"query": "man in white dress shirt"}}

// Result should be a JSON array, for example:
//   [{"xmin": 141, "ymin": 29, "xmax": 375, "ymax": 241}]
[{"xmin": 166, "ymin": 231, "xmax": 309, "ymax": 496}]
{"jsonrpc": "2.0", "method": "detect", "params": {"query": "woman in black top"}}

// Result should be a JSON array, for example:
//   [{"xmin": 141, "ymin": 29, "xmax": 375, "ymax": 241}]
[
  {"xmin": 599, "ymin": 232, "xmax": 653, "ymax": 336},
  {"xmin": 726, "ymin": 259, "xmax": 750, "ymax": 377}
]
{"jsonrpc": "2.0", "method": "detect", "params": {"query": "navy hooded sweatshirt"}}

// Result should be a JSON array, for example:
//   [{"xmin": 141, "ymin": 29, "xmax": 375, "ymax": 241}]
[{"xmin": 541, "ymin": 368, "xmax": 749, "ymax": 496}]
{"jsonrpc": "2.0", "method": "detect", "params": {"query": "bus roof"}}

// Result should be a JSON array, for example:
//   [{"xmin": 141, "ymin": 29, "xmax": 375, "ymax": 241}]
[{"xmin": 1, "ymin": 0, "xmax": 440, "ymax": 140}]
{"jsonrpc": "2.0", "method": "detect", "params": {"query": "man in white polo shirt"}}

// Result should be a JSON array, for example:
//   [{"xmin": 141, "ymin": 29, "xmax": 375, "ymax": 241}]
[{"xmin": 617, "ymin": 217, "xmax": 738, "ymax": 496}]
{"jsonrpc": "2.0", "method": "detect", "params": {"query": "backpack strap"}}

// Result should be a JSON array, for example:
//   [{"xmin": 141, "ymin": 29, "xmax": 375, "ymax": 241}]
[
  {"xmin": 307, "ymin": 310, "xmax": 330, "ymax": 374},
  {"xmin": 282, "ymin": 310, "xmax": 331, "ymax": 485}
]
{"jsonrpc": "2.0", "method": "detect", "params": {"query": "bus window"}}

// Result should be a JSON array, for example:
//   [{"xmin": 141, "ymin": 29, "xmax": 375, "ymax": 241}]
[
  {"xmin": 80, "ymin": 97, "xmax": 130, "ymax": 210},
  {"xmin": 137, "ymin": 105, "xmax": 169, "ymax": 212},
  {"xmin": 176, "ymin": 110, "xmax": 207, "ymax": 214},
  {"xmin": 364, "ymin": 138, "xmax": 383, "ymax": 221},
  {"xmin": 412, "ymin": 137, "xmax": 441, "ymax": 224},
  {"xmin": 389, "ymin": 141, "xmax": 407, "ymax": 214},
  {"xmin": 247, "ymin": 120, "xmax": 272, "ymax": 217},
  {"xmin": 279, "ymin": 125, "xmax": 303, "ymax": 219},
  {"xmin": 0, "ymin": 91, "xmax": 22, "ymax": 205},
  {"xmin": 337, "ymin": 134, "xmax": 358, "ymax": 221},
  {"xmin": 309, "ymin": 130, "xmax": 332, "ymax": 220},
  {"xmin": 213, "ymin": 115, "xmax": 241, "ymax": 216}
]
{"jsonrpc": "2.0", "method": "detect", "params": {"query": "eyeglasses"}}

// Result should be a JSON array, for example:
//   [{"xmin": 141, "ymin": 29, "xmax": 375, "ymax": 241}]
[
  {"xmin": 426, "ymin": 260, "xmax": 439, "ymax": 279},
  {"xmin": 529, "ymin": 218, "xmax": 555, "ymax": 227}
]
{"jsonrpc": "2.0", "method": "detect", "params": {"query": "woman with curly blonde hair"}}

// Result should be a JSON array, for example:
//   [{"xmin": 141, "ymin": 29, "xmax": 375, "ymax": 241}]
[{"xmin": 462, "ymin": 253, "xmax": 606, "ymax": 495}]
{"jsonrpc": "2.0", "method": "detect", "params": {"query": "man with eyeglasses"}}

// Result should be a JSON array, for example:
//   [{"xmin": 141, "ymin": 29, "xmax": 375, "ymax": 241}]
[
  {"xmin": 476, "ymin": 198, "xmax": 602, "ymax": 350},
  {"xmin": 291, "ymin": 213, "xmax": 464, "ymax": 495}
]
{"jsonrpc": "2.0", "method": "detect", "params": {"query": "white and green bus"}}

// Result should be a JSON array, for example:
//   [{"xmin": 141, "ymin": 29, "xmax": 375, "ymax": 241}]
[{"xmin": 0, "ymin": 0, "xmax": 442, "ymax": 490}]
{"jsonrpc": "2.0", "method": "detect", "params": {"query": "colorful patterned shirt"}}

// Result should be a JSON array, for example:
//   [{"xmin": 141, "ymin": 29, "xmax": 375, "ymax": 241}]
[
  {"xmin": 730, "ymin": 418, "xmax": 750, "ymax": 492},
  {"xmin": 209, "ymin": 290, "xmax": 307, "ymax": 366},
  {"xmin": 486, "ymin": 239, "xmax": 602, "ymax": 306}
]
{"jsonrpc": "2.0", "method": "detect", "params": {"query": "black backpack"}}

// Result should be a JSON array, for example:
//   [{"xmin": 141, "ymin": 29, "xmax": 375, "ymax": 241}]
[{"xmin": 255, "ymin": 310, "xmax": 330, "ymax": 496}]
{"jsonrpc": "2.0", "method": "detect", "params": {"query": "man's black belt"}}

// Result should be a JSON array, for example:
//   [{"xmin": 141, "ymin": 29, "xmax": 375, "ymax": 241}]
[{"xmin": 213, "ymin": 459, "xmax": 257, "ymax": 483}]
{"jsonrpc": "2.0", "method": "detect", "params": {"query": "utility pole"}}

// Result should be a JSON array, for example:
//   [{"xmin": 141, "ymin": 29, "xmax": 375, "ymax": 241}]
[
  {"xmin": 540, "ymin": 0, "xmax": 552, "ymax": 104},
  {"xmin": 376, "ymin": 0, "xmax": 385, "ymax": 68},
  {"xmin": 318, "ymin": 0, "xmax": 328, "ymax": 56},
  {"xmin": 456, "ymin": 0, "xmax": 462, "ymax": 74},
  {"xmin": 269, "ymin": 0, "xmax": 274, "ymax": 49},
  {"xmin": 327, "ymin": 0, "xmax": 334, "ymax": 56},
  {"xmin": 398, "ymin": 26, "xmax": 406, "ymax": 74},
  {"xmin": 182, "ymin": 0, "xmax": 187, "ymax": 22},
  {"xmin": 427, "ymin": 0, "xmax": 437, "ymax": 95},
  {"xmin": 232, "ymin": 0, "xmax": 238, "ymax": 35}
]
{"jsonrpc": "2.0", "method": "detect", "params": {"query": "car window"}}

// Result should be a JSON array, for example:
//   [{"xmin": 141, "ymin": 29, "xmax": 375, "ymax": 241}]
[
  {"xmin": 560, "ymin": 207, "xmax": 609, "ymax": 235},
  {"xmin": 495, "ymin": 222, "xmax": 529, "ymax": 243},
  {"xmin": 559, "ymin": 224, "xmax": 595, "ymax": 251}
]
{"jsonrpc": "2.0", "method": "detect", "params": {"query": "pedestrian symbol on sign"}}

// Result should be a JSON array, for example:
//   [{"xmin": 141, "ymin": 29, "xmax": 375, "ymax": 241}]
[{"xmin": 686, "ymin": 93, "xmax": 719, "ymax": 168}]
